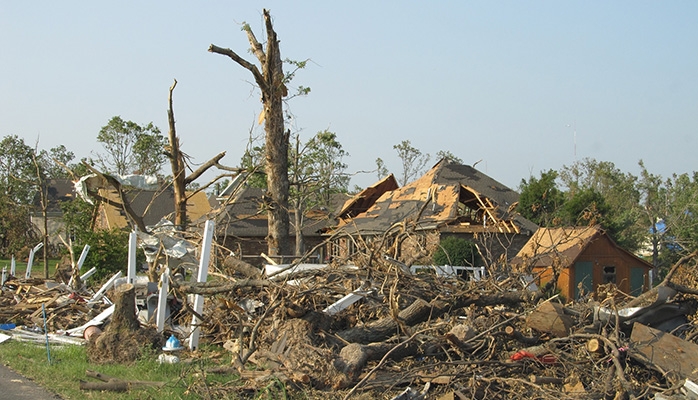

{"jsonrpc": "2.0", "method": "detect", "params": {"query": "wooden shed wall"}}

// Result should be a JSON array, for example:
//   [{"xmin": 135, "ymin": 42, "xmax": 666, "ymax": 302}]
[{"xmin": 533, "ymin": 236, "xmax": 650, "ymax": 300}]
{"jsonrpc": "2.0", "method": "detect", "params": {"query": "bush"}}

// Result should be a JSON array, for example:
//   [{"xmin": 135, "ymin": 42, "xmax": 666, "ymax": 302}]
[
  {"xmin": 432, "ymin": 236, "xmax": 481, "ymax": 267},
  {"xmin": 74, "ymin": 228, "xmax": 144, "ymax": 282}
]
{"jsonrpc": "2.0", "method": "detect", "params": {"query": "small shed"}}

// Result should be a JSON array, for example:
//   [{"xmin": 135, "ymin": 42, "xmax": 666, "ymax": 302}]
[{"xmin": 511, "ymin": 225, "xmax": 653, "ymax": 299}]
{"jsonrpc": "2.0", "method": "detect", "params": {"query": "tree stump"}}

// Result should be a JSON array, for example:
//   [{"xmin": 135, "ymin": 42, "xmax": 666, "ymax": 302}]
[
  {"xmin": 110, "ymin": 284, "xmax": 140, "ymax": 332},
  {"xmin": 87, "ymin": 283, "xmax": 163, "ymax": 364}
]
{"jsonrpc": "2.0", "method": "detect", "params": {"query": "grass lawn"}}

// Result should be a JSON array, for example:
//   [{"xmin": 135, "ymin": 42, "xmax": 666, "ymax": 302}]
[
  {"xmin": 0, "ymin": 338, "xmax": 247, "ymax": 399},
  {"xmin": 0, "ymin": 258, "xmax": 61, "ymax": 280}
]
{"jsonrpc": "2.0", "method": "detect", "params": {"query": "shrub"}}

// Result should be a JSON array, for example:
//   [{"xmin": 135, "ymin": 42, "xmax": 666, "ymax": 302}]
[
  {"xmin": 74, "ymin": 228, "xmax": 144, "ymax": 282},
  {"xmin": 432, "ymin": 236, "xmax": 482, "ymax": 267}
]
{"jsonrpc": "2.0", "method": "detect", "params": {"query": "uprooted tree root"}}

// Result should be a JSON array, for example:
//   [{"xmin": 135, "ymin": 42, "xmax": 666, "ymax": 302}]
[{"xmin": 86, "ymin": 283, "xmax": 164, "ymax": 364}]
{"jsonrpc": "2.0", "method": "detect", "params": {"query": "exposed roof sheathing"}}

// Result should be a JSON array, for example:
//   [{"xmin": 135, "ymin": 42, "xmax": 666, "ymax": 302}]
[
  {"xmin": 511, "ymin": 225, "xmax": 602, "ymax": 268},
  {"xmin": 333, "ymin": 159, "xmax": 537, "ymax": 235}
]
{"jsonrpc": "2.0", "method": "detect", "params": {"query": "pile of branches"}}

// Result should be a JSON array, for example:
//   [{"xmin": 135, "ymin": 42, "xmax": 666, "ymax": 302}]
[{"xmin": 170, "ymin": 249, "xmax": 698, "ymax": 399}]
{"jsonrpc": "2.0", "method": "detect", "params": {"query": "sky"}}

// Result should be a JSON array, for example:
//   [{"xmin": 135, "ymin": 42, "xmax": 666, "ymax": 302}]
[{"xmin": 1, "ymin": 2, "xmax": 696, "ymax": 191}]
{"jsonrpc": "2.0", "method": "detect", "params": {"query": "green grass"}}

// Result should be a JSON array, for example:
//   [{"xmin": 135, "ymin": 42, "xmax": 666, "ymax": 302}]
[
  {"xmin": 0, "ymin": 339, "xmax": 246, "ymax": 399},
  {"xmin": 0, "ymin": 258, "xmax": 60, "ymax": 280}
]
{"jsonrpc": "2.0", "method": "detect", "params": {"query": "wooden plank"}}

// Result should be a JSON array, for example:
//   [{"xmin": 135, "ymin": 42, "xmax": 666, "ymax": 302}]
[{"xmin": 630, "ymin": 322, "xmax": 698, "ymax": 381}]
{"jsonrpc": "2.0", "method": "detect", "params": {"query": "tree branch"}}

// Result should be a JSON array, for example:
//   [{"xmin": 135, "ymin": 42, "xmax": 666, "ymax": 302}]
[{"xmin": 208, "ymin": 44, "xmax": 267, "ymax": 92}]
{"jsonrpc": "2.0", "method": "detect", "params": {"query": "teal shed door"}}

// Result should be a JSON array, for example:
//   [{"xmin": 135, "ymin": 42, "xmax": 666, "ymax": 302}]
[
  {"xmin": 574, "ymin": 261, "xmax": 593, "ymax": 299},
  {"xmin": 630, "ymin": 267, "xmax": 645, "ymax": 296}
]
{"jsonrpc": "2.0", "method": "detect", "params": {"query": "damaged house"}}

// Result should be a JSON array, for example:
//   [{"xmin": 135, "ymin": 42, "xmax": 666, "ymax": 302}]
[
  {"xmin": 328, "ymin": 159, "xmax": 538, "ymax": 267},
  {"xmin": 30, "ymin": 178, "xmax": 76, "ymax": 255},
  {"xmin": 213, "ymin": 178, "xmax": 346, "ymax": 267},
  {"xmin": 94, "ymin": 186, "xmax": 211, "ymax": 231},
  {"xmin": 510, "ymin": 225, "xmax": 653, "ymax": 299}
]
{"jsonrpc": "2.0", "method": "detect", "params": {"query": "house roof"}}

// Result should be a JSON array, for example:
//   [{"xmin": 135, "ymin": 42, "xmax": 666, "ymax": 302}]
[
  {"xmin": 96, "ymin": 187, "xmax": 211, "ymax": 230},
  {"xmin": 511, "ymin": 225, "xmax": 654, "ymax": 270},
  {"xmin": 33, "ymin": 179, "xmax": 75, "ymax": 213},
  {"xmin": 332, "ymin": 159, "xmax": 538, "ymax": 235},
  {"xmin": 216, "ymin": 185, "xmax": 343, "ymax": 238}
]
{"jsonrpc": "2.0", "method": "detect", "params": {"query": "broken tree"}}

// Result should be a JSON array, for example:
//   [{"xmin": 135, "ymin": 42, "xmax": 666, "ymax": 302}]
[{"xmin": 209, "ymin": 8, "xmax": 291, "ymax": 256}]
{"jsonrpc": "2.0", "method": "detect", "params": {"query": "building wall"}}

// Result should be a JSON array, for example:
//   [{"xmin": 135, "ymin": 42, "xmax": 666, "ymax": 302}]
[
  {"xmin": 222, "ymin": 236, "xmax": 326, "ymax": 267},
  {"xmin": 534, "ymin": 237, "xmax": 651, "ymax": 300},
  {"xmin": 29, "ymin": 215, "xmax": 63, "ymax": 256}
]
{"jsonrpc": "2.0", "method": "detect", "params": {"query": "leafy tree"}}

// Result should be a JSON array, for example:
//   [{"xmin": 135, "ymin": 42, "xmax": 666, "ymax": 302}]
[
  {"xmin": 75, "ymin": 228, "xmax": 143, "ymax": 282},
  {"xmin": 558, "ymin": 187, "xmax": 609, "ymax": 226},
  {"xmin": 436, "ymin": 150, "xmax": 463, "ymax": 164},
  {"xmin": 665, "ymin": 171, "xmax": 698, "ymax": 258},
  {"xmin": 637, "ymin": 161, "xmax": 672, "ymax": 268},
  {"xmin": 0, "ymin": 135, "xmax": 36, "ymax": 204},
  {"xmin": 433, "ymin": 236, "xmax": 482, "ymax": 268},
  {"xmin": 60, "ymin": 196, "xmax": 96, "ymax": 243},
  {"xmin": 394, "ymin": 140, "xmax": 430, "ymax": 186},
  {"xmin": 559, "ymin": 158, "xmax": 643, "ymax": 251},
  {"xmin": 375, "ymin": 157, "xmax": 389, "ymax": 181},
  {"xmin": 517, "ymin": 169, "xmax": 564, "ymax": 226},
  {"xmin": 289, "ymin": 130, "xmax": 349, "ymax": 255},
  {"xmin": 94, "ymin": 116, "xmax": 166, "ymax": 176},
  {"xmin": 0, "ymin": 193, "xmax": 36, "ymax": 258},
  {"xmin": 240, "ymin": 130, "xmax": 350, "ymax": 255}
]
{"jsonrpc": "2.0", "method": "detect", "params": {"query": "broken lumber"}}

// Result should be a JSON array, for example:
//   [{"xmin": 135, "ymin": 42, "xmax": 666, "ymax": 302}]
[
  {"xmin": 79, "ymin": 370, "xmax": 164, "ymax": 392},
  {"xmin": 630, "ymin": 321, "xmax": 698, "ymax": 382}
]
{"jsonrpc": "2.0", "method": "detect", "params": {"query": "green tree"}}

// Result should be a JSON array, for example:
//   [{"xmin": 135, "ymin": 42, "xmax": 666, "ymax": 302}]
[
  {"xmin": 240, "ymin": 130, "xmax": 350, "ymax": 255},
  {"xmin": 558, "ymin": 187, "xmax": 609, "ymax": 226},
  {"xmin": 375, "ymin": 157, "xmax": 389, "ymax": 181},
  {"xmin": 289, "ymin": 130, "xmax": 349, "ymax": 255},
  {"xmin": 435, "ymin": 150, "xmax": 463, "ymax": 164},
  {"xmin": 94, "ymin": 116, "xmax": 166, "ymax": 176},
  {"xmin": 517, "ymin": 169, "xmax": 564, "ymax": 226},
  {"xmin": 76, "ymin": 228, "xmax": 143, "ymax": 282},
  {"xmin": 0, "ymin": 136, "xmax": 41, "ymax": 257},
  {"xmin": 665, "ymin": 172, "xmax": 698, "ymax": 257},
  {"xmin": 0, "ymin": 135, "xmax": 36, "ymax": 204},
  {"xmin": 559, "ymin": 158, "xmax": 643, "ymax": 251},
  {"xmin": 637, "ymin": 160, "xmax": 671, "ymax": 268},
  {"xmin": 394, "ymin": 140, "xmax": 430, "ymax": 186}
]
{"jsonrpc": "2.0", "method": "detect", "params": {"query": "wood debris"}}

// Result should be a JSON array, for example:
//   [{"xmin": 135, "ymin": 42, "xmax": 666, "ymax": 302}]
[{"xmin": 4, "ymin": 244, "xmax": 698, "ymax": 399}]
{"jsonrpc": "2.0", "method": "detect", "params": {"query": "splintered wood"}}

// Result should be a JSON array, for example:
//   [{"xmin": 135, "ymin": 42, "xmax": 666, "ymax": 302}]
[
  {"xmin": 4, "ymin": 251, "xmax": 698, "ymax": 399},
  {"xmin": 174, "ymin": 251, "xmax": 698, "ymax": 399}
]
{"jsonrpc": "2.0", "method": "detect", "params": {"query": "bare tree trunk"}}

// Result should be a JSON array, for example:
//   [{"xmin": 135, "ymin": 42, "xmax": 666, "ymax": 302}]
[
  {"xmin": 209, "ymin": 8, "xmax": 291, "ymax": 256},
  {"xmin": 166, "ymin": 79, "xmax": 187, "ymax": 230},
  {"xmin": 293, "ymin": 198, "xmax": 305, "ymax": 256},
  {"xmin": 32, "ymin": 152, "xmax": 50, "ymax": 279}
]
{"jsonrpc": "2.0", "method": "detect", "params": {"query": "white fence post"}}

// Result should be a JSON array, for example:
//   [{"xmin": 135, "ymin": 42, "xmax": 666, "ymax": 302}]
[
  {"xmin": 25, "ymin": 242, "xmax": 44, "ymax": 279},
  {"xmin": 156, "ymin": 268, "xmax": 170, "ymax": 333},
  {"xmin": 189, "ymin": 220, "xmax": 214, "ymax": 351},
  {"xmin": 127, "ymin": 231, "xmax": 137, "ymax": 285}
]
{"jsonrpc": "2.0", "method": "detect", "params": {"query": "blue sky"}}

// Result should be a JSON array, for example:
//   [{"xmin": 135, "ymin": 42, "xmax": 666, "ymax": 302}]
[{"xmin": 1, "ymin": 2, "xmax": 696, "ymax": 190}]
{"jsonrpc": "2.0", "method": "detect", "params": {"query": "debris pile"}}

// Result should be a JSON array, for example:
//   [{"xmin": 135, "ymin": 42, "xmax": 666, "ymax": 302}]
[
  {"xmin": 3, "ymin": 237, "xmax": 698, "ymax": 399},
  {"xmin": 171, "ymin": 250, "xmax": 698, "ymax": 399}
]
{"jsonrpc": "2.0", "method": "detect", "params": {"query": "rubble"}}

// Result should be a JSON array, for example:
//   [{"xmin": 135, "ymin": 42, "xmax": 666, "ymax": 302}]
[{"xmin": 2, "ymin": 225, "xmax": 698, "ymax": 399}]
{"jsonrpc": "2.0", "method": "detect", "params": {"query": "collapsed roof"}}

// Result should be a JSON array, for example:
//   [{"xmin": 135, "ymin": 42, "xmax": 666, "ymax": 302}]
[{"xmin": 333, "ymin": 159, "xmax": 538, "ymax": 236}]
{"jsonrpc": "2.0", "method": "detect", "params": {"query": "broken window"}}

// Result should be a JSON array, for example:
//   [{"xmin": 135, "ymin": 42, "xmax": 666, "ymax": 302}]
[{"xmin": 603, "ymin": 265, "xmax": 616, "ymax": 284}]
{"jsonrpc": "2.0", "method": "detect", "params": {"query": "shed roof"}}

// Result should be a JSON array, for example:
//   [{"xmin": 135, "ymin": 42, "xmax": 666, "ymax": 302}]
[{"xmin": 511, "ymin": 225, "xmax": 654, "ymax": 270}]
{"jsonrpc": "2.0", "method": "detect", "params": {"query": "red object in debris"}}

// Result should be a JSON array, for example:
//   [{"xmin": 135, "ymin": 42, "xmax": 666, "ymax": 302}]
[
  {"xmin": 538, "ymin": 354, "xmax": 557, "ymax": 364},
  {"xmin": 510, "ymin": 350, "xmax": 557, "ymax": 364},
  {"xmin": 510, "ymin": 350, "xmax": 537, "ymax": 361}
]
